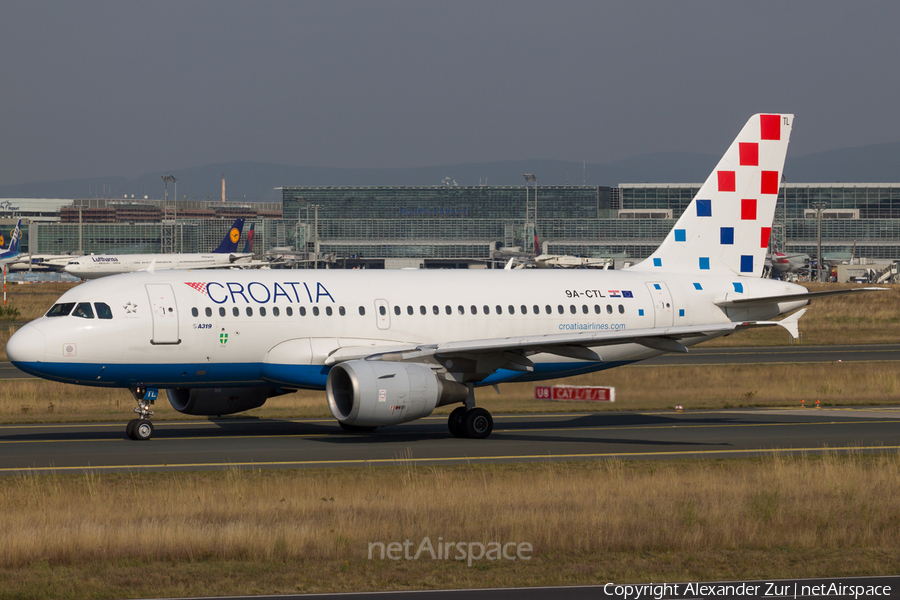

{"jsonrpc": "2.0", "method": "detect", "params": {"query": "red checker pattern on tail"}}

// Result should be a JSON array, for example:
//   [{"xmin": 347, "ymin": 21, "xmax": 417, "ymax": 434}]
[
  {"xmin": 761, "ymin": 226, "xmax": 772, "ymax": 249},
  {"xmin": 185, "ymin": 282, "xmax": 208, "ymax": 295},
  {"xmin": 741, "ymin": 199, "xmax": 757, "ymax": 220},
  {"xmin": 760, "ymin": 115, "xmax": 781, "ymax": 140},
  {"xmin": 718, "ymin": 171, "xmax": 735, "ymax": 192},
  {"xmin": 761, "ymin": 171, "xmax": 779, "ymax": 195},
  {"xmin": 739, "ymin": 143, "xmax": 759, "ymax": 166}
]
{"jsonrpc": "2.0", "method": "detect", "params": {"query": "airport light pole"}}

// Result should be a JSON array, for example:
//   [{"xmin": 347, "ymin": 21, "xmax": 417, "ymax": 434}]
[
  {"xmin": 162, "ymin": 175, "xmax": 177, "ymax": 252},
  {"xmin": 309, "ymin": 204, "xmax": 323, "ymax": 269},
  {"xmin": 524, "ymin": 174, "xmax": 538, "ymax": 256},
  {"xmin": 812, "ymin": 201, "xmax": 826, "ymax": 282}
]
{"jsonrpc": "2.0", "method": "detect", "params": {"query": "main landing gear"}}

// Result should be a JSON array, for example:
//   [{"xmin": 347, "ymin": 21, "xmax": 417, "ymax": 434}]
[
  {"xmin": 126, "ymin": 386, "xmax": 158, "ymax": 441},
  {"xmin": 447, "ymin": 384, "xmax": 494, "ymax": 439}
]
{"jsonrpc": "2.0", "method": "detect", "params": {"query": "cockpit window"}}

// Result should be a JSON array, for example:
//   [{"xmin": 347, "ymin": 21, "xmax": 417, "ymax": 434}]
[
  {"xmin": 72, "ymin": 302, "xmax": 94, "ymax": 319},
  {"xmin": 94, "ymin": 302, "xmax": 113, "ymax": 319},
  {"xmin": 46, "ymin": 302, "xmax": 75, "ymax": 317}
]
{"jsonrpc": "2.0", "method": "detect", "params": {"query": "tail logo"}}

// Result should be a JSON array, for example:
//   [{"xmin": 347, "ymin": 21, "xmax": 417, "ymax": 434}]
[{"xmin": 229, "ymin": 228, "xmax": 240, "ymax": 243}]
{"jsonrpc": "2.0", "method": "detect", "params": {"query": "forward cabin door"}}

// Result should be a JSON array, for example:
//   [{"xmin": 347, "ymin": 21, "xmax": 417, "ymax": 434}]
[
  {"xmin": 146, "ymin": 283, "xmax": 181, "ymax": 344},
  {"xmin": 644, "ymin": 282, "xmax": 674, "ymax": 328}
]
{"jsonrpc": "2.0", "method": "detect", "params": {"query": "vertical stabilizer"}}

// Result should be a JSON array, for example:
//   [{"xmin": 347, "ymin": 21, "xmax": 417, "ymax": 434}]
[
  {"xmin": 242, "ymin": 222, "xmax": 255, "ymax": 254},
  {"xmin": 630, "ymin": 114, "xmax": 793, "ymax": 276},
  {"xmin": 0, "ymin": 219, "xmax": 22, "ymax": 259},
  {"xmin": 212, "ymin": 218, "xmax": 244, "ymax": 254}
]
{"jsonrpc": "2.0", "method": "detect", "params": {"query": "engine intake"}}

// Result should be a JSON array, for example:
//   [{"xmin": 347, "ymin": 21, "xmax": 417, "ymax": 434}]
[
  {"xmin": 166, "ymin": 386, "xmax": 273, "ymax": 416},
  {"xmin": 326, "ymin": 361, "xmax": 467, "ymax": 427}
]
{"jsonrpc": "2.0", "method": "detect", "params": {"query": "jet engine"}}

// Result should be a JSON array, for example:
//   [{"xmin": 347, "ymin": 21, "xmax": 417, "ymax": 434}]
[
  {"xmin": 166, "ymin": 386, "xmax": 274, "ymax": 416},
  {"xmin": 326, "ymin": 361, "xmax": 467, "ymax": 427}
]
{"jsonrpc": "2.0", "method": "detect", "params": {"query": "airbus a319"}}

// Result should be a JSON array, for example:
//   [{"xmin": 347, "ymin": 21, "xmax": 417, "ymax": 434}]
[{"xmin": 6, "ymin": 114, "xmax": 882, "ymax": 441}]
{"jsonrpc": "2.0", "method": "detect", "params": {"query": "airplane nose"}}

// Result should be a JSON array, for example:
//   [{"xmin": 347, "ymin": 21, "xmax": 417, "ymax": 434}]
[{"xmin": 6, "ymin": 324, "xmax": 45, "ymax": 365}]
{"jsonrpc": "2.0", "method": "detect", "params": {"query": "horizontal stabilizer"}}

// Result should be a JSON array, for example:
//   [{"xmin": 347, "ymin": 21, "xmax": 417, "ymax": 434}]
[
  {"xmin": 776, "ymin": 308, "xmax": 806, "ymax": 340},
  {"xmin": 716, "ymin": 287, "xmax": 887, "ymax": 308}
]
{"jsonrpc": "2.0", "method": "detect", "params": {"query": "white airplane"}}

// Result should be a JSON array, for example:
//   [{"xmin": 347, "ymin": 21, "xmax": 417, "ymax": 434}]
[
  {"xmin": 0, "ymin": 219, "xmax": 22, "ymax": 264},
  {"xmin": 62, "ymin": 218, "xmax": 251, "ymax": 279},
  {"xmin": 6, "ymin": 114, "xmax": 884, "ymax": 441}
]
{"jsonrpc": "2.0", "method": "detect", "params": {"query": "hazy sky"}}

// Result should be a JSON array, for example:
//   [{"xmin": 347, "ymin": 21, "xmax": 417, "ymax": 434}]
[{"xmin": 2, "ymin": 1, "xmax": 899, "ymax": 185}]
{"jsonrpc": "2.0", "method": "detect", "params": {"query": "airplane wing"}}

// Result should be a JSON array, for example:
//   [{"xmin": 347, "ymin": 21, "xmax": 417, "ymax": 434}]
[{"xmin": 323, "ymin": 317, "xmax": 800, "ymax": 372}]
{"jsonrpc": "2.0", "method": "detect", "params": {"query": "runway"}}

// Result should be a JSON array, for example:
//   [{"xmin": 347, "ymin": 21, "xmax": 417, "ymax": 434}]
[
  {"xmin": 1, "ymin": 343, "xmax": 897, "ymax": 381},
  {"xmin": 2, "ymin": 406, "xmax": 900, "ymax": 474}
]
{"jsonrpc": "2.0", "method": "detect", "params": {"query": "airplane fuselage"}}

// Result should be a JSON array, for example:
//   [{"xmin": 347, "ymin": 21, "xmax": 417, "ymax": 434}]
[
  {"xmin": 9, "ymin": 269, "xmax": 808, "ymax": 390},
  {"xmin": 63, "ymin": 253, "xmax": 251, "ymax": 279}
]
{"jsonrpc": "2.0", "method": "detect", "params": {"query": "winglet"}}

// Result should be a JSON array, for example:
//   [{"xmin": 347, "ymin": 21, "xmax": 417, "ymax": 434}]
[{"xmin": 776, "ymin": 308, "xmax": 806, "ymax": 340}]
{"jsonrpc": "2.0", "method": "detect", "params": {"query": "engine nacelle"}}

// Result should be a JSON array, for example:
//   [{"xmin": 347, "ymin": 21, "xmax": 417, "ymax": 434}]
[
  {"xmin": 166, "ymin": 386, "xmax": 273, "ymax": 416},
  {"xmin": 326, "ymin": 361, "xmax": 467, "ymax": 427}
]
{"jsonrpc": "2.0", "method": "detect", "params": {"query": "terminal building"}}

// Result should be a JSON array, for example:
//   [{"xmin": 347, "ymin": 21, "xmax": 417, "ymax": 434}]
[{"xmin": 4, "ymin": 183, "xmax": 900, "ymax": 270}]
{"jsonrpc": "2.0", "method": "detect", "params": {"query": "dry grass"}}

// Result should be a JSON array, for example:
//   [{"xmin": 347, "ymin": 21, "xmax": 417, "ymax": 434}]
[
  {"xmin": 1, "ymin": 361, "xmax": 898, "ymax": 424},
  {"xmin": 0, "ymin": 454, "xmax": 898, "ymax": 597}
]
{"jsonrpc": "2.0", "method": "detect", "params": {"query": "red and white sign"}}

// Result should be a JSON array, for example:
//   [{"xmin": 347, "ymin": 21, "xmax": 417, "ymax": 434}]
[{"xmin": 534, "ymin": 385, "xmax": 615, "ymax": 402}]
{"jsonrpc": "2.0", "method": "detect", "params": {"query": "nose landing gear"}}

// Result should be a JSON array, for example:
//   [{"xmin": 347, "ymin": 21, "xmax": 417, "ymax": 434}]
[{"xmin": 126, "ymin": 387, "xmax": 158, "ymax": 441}]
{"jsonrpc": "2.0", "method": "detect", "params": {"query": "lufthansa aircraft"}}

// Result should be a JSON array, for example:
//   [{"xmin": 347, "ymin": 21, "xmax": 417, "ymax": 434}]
[
  {"xmin": 6, "ymin": 115, "xmax": 882, "ymax": 441},
  {"xmin": 0, "ymin": 219, "xmax": 22, "ymax": 264},
  {"xmin": 62, "ymin": 218, "xmax": 250, "ymax": 279}
]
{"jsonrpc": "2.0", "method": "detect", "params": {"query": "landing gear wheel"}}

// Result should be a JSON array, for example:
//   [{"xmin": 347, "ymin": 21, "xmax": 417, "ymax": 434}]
[
  {"xmin": 464, "ymin": 407, "xmax": 493, "ymax": 439},
  {"xmin": 126, "ymin": 419, "xmax": 140, "ymax": 440},
  {"xmin": 339, "ymin": 422, "xmax": 377, "ymax": 433},
  {"xmin": 448, "ymin": 406, "xmax": 468, "ymax": 438},
  {"xmin": 133, "ymin": 420, "xmax": 154, "ymax": 441}
]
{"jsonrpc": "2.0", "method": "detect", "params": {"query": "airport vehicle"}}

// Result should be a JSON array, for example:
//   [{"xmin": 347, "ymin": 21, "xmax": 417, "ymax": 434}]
[
  {"xmin": 7, "ymin": 114, "xmax": 882, "ymax": 441},
  {"xmin": 61, "ymin": 218, "xmax": 250, "ymax": 279},
  {"xmin": 0, "ymin": 219, "xmax": 22, "ymax": 264}
]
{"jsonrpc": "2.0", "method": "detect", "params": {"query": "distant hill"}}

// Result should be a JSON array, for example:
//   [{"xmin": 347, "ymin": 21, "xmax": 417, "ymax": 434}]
[{"xmin": 2, "ymin": 142, "xmax": 899, "ymax": 201}]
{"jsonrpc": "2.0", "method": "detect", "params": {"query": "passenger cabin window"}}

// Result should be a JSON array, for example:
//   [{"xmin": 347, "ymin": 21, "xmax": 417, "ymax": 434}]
[
  {"xmin": 482, "ymin": 305, "xmax": 489, "ymax": 315},
  {"xmin": 521, "ymin": 305, "xmax": 527, "ymax": 314},
  {"xmin": 47, "ymin": 302, "xmax": 75, "ymax": 317},
  {"xmin": 407, "ymin": 306, "xmax": 414, "ymax": 316},
  {"xmin": 233, "ymin": 307, "xmax": 240, "ymax": 317},
  {"xmin": 393, "ymin": 305, "xmax": 400, "ymax": 316},
  {"xmin": 380, "ymin": 306, "xmax": 387, "ymax": 316},
  {"xmin": 419, "ymin": 306, "xmax": 426, "ymax": 315},
  {"xmin": 326, "ymin": 306, "xmax": 333, "ymax": 316},
  {"xmin": 496, "ymin": 305, "xmax": 502, "ymax": 314},
  {"xmin": 273, "ymin": 307, "xmax": 280, "ymax": 317},
  {"xmin": 358, "ymin": 306, "xmax": 365, "ymax": 316},
  {"xmin": 557, "ymin": 305, "xmax": 564, "ymax": 315},
  {"xmin": 191, "ymin": 307, "xmax": 199, "ymax": 317},
  {"xmin": 470, "ymin": 305, "xmax": 477, "ymax": 315},
  {"xmin": 339, "ymin": 306, "xmax": 346, "ymax": 316},
  {"xmin": 545, "ymin": 305, "xmax": 551, "ymax": 315},
  {"xmin": 432, "ymin": 305, "xmax": 439, "ymax": 315},
  {"xmin": 72, "ymin": 302, "xmax": 94, "ymax": 319},
  {"xmin": 606, "ymin": 304, "xmax": 613, "ymax": 314},
  {"xmin": 246, "ymin": 307, "xmax": 253, "ymax": 317},
  {"xmin": 594, "ymin": 304, "xmax": 601, "ymax": 314},
  {"xmin": 259, "ymin": 307, "xmax": 267, "ymax": 317},
  {"xmin": 287, "ymin": 307, "xmax": 294, "ymax": 316},
  {"xmin": 205, "ymin": 307, "xmax": 212, "ymax": 317},
  {"xmin": 219, "ymin": 307, "xmax": 226, "ymax": 317},
  {"xmin": 582, "ymin": 305, "xmax": 588, "ymax": 314},
  {"xmin": 509, "ymin": 305, "xmax": 516, "ymax": 314},
  {"xmin": 458, "ymin": 305, "xmax": 465, "ymax": 315},
  {"xmin": 533, "ymin": 305, "xmax": 539, "ymax": 315},
  {"xmin": 618, "ymin": 304, "xmax": 625, "ymax": 314},
  {"xmin": 313, "ymin": 307, "xmax": 320, "ymax": 316},
  {"xmin": 95, "ymin": 303, "xmax": 113, "ymax": 319},
  {"xmin": 299, "ymin": 307, "xmax": 307, "ymax": 316},
  {"xmin": 569, "ymin": 305, "xmax": 576, "ymax": 314},
  {"xmin": 445, "ymin": 305, "xmax": 452, "ymax": 315}
]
